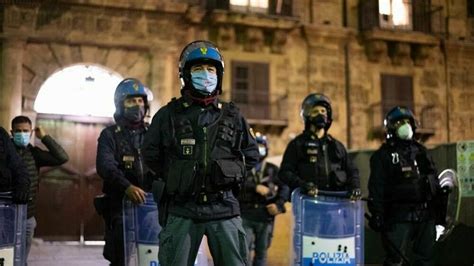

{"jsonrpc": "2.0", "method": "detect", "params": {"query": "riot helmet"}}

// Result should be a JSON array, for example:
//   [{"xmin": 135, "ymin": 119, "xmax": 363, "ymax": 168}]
[
  {"xmin": 179, "ymin": 40, "xmax": 224, "ymax": 97},
  {"xmin": 300, "ymin": 93, "xmax": 333, "ymax": 130},
  {"xmin": 384, "ymin": 106, "xmax": 417, "ymax": 140},
  {"xmin": 113, "ymin": 78, "xmax": 149, "ymax": 121}
]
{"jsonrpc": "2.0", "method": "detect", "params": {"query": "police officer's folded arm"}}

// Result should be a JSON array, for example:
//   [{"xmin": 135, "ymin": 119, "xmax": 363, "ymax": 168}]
[
  {"xmin": 345, "ymin": 157, "xmax": 361, "ymax": 191},
  {"xmin": 278, "ymin": 141, "xmax": 302, "ymax": 190},
  {"xmin": 239, "ymin": 117, "xmax": 259, "ymax": 170},
  {"xmin": 275, "ymin": 175, "xmax": 290, "ymax": 203},
  {"xmin": 142, "ymin": 108, "xmax": 167, "ymax": 174},
  {"xmin": 96, "ymin": 130, "xmax": 132, "ymax": 192}
]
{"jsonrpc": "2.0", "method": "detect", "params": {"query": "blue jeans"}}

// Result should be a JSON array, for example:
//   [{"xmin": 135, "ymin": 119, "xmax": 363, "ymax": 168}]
[
  {"xmin": 242, "ymin": 219, "xmax": 274, "ymax": 266},
  {"xmin": 25, "ymin": 217, "xmax": 37, "ymax": 265}
]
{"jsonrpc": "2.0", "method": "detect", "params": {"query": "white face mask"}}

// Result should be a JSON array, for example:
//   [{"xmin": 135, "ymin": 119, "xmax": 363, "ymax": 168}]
[{"xmin": 396, "ymin": 123, "xmax": 413, "ymax": 140}]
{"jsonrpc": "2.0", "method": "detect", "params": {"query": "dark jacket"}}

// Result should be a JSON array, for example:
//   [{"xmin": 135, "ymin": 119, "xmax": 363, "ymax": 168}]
[
  {"xmin": 96, "ymin": 124, "xmax": 147, "ymax": 210},
  {"xmin": 0, "ymin": 127, "xmax": 30, "ymax": 195},
  {"xmin": 14, "ymin": 135, "xmax": 69, "ymax": 218},
  {"xmin": 143, "ymin": 96, "xmax": 259, "ymax": 221},
  {"xmin": 239, "ymin": 161, "xmax": 289, "ymax": 222},
  {"xmin": 279, "ymin": 131, "xmax": 360, "ymax": 193},
  {"xmin": 368, "ymin": 139, "xmax": 438, "ymax": 223}
]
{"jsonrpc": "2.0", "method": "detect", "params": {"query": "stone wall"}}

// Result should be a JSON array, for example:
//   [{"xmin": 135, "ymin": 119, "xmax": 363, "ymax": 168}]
[{"xmin": 0, "ymin": 1, "xmax": 474, "ymax": 264}]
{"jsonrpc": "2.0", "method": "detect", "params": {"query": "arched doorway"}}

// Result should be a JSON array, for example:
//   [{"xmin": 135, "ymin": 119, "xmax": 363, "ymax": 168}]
[{"xmin": 33, "ymin": 64, "xmax": 123, "ymax": 241}]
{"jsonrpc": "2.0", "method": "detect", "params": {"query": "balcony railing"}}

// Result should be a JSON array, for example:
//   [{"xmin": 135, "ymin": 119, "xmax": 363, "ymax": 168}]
[{"xmin": 232, "ymin": 93, "xmax": 288, "ymax": 128}]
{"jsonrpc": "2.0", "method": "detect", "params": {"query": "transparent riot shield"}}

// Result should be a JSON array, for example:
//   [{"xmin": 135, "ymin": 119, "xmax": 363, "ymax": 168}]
[
  {"xmin": 436, "ymin": 169, "xmax": 461, "ymax": 242},
  {"xmin": 291, "ymin": 188, "xmax": 364, "ymax": 266},
  {"xmin": 123, "ymin": 193, "xmax": 208, "ymax": 266},
  {"xmin": 0, "ymin": 192, "xmax": 27, "ymax": 266}
]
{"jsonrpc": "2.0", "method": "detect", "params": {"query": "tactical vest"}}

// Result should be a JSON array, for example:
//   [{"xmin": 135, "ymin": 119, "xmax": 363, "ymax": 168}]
[
  {"xmin": 301, "ymin": 135, "xmax": 348, "ymax": 190},
  {"xmin": 386, "ymin": 143, "xmax": 428, "ymax": 203},
  {"xmin": 112, "ymin": 125, "xmax": 146, "ymax": 188},
  {"xmin": 164, "ymin": 98, "xmax": 245, "ymax": 198}
]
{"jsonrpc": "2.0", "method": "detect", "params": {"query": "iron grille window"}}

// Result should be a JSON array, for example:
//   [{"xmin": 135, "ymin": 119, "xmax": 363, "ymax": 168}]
[
  {"xmin": 359, "ymin": 0, "xmax": 432, "ymax": 33},
  {"xmin": 378, "ymin": 0, "xmax": 413, "ymax": 30},
  {"xmin": 231, "ymin": 61, "xmax": 270, "ymax": 120},
  {"xmin": 207, "ymin": 0, "xmax": 292, "ymax": 16},
  {"xmin": 381, "ymin": 74, "xmax": 414, "ymax": 117}
]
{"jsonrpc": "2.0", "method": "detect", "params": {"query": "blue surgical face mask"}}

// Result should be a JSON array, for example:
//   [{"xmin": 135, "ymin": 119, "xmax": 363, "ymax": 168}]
[
  {"xmin": 13, "ymin": 132, "xmax": 31, "ymax": 147},
  {"xmin": 191, "ymin": 71, "xmax": 218, "ymax": 94}
]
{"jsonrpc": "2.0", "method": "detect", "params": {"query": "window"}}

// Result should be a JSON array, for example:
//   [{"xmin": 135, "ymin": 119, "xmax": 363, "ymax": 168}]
[
  {"xmin": 231, "ymin": 61, "xmax": 269, "ymax": 120},
  {"xmin": 208, "ymin": 0, "xmax": 292, "ymax": 16},
  {"xmin": 379, "ymin": 0, "xmax": 412, "ymax": 30},
  {"xmin": 469, "ymin": 0, "xmax": 474, "ymax": 18},
  {"xmin": 381, "ymin": 74, "xmax": 414, "ymax": 117},
  {"xmin": 230, "ymin": 0, "xmax": 269, "ymax": 13}
]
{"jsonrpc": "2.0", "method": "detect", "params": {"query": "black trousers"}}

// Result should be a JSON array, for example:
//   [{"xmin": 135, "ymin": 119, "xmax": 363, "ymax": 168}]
[
  {"xmin": 382, "ymin": 219, "xmax": 436, "ymax": 266},
  {"xmin": 103, "ymin": 211, "xmax": 125, "ymax": 266}
]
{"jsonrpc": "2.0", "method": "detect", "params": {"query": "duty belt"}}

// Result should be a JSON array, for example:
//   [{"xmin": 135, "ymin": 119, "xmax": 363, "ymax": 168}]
[{"xmin": 175, "ymin": 190, "xmax": 232, "ymax": 204}]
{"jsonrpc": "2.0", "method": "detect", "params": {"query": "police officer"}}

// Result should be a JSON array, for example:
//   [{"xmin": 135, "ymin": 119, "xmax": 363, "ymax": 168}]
[
  {"xmin": 96, "ymin": 78, "xmax": 149, "ymax": 266},
  {"xmin": 143, "ymin": 40, "xmax": 259, "ymax": 266},
  {"xmin": 279, "ymin": 93, "xmax": 361, "ymax": 198},
  {"xmin": 0, "ymin": 126, "xmax": 30, "ymax": 203},
  {"xmin": 239, "ymin": 132, "xmax": 289, "ymax": 266},
  {"xmin": 367, "ymin": 106, "xmax": 440, "ymax": 266},
  {"xmin": 10, "ymin": 115, "xmax": 69, "ymax": 262}
]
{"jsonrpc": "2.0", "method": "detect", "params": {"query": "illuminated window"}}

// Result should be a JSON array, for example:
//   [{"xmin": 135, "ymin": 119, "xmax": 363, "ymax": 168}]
[
  {"xmin": 34, "ymin": 64, "xmax": 125, "ymax": 117},
  {"xmin": 230, "ymin": 0, "xmax": 269, "ymax": 13},
  {"xmin": 379, "ymin": 0, "xmax": 412, "ymax": 30}
]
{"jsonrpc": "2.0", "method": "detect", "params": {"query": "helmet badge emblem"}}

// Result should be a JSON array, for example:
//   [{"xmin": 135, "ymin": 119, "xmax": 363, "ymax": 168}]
[
  {"xmin": 132, "ymin": 82, "xmax": 139, "ymax": 91},
  {"xmin": 200, "ymin": 47, "xmax": 208, "ymax": 55}
]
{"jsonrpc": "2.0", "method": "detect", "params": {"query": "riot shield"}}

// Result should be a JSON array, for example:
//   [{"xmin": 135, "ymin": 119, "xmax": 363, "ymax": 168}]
[
  {"xmin": 436, "ymin": 169, "xmax": 461, "ymax": 242},
  {"xmin": 0, "ymin": 192, "xmax": 27, "ymax": 266},
  {"xmin": 291, "ymin": 188, "xmax": 364, "ymax": 266},
  {"xmin": 123, "ymin": 193, "xmax": 208, "ymax": 266}
]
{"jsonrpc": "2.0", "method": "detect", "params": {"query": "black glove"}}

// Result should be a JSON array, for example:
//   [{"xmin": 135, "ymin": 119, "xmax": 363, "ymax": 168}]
[
  {"xmin": 301, "ymin": 182, "xmax": 318, "ymax": 197},
  {"xmin": 350, "ymin": 188, "xmax": 362, "ymax": 200},
  {"xmin": 13, "ymin": 189, "xmax": 29, "ymax": 204},
  {"xmin": 368, "ymin": 214, "xmax": 384, "ymax": 232}
]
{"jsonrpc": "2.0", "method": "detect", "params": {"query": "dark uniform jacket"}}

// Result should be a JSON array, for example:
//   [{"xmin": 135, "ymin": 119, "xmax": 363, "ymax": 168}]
[
  {"xmin": 279, "ymin": 130, "xmax": 360, "ymax": 193},
  {"xmin": 14, "ymin": 135, "xmax": 69, "ymax": 218},
  {"xmin": 368, "ymin": 139, "xmax": 438, "ymax": 223},
  {"xmin": 143, "ymin": 96, "xmax": 259, "ymax": 221},
  {"xmin": 239, "ymin": 161, "xmax": 289, "ymax": 222},
  {"xmin": 0, "ymin": 127, "xmax": 30, "ymax": 196},
  {"xmin": 96, "ymin": 123, "xmax": 147, "ymax": 211}
]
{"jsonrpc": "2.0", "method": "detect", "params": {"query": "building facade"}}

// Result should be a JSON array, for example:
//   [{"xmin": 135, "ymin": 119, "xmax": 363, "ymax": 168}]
[{"xmin": 1, "ymin": 0, "xmax": 473, "ymax": 264}]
